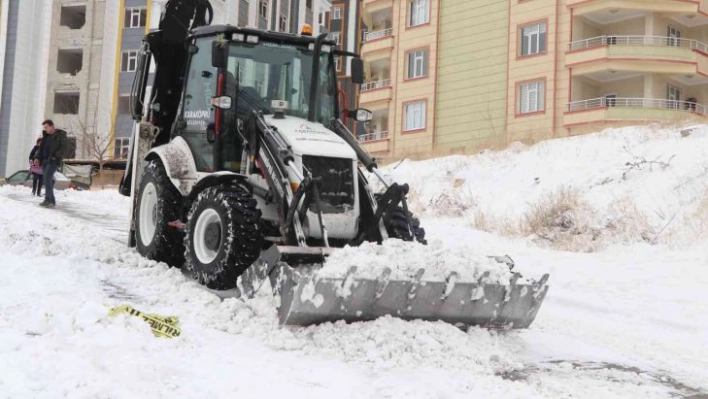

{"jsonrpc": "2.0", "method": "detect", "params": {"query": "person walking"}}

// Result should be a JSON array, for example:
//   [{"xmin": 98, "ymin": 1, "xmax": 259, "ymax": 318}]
[
  {"xmin": 34, "ymin": 120, "xmax": 68, "ymax": 208},
  {"xmin": 28, "ymin": 137, "xmax": 44, "ymax": 196}
]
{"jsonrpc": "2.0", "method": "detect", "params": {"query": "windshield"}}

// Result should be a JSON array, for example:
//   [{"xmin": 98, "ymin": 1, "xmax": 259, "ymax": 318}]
[{"xmin": 226, "ymin": 41, "xmax": 336, "ymax": 123}]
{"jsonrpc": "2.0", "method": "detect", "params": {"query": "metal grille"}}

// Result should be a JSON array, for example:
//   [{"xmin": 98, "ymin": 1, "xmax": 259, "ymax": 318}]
[{"xmin": 302, "ymin": 155, "xmax": 354, "ymax": 213}]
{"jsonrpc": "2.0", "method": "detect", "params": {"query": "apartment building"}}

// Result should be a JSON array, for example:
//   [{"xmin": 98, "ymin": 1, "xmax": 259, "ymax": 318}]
[
  {"xmin": 358, "ymin": 0, "xmax": 708, "ymax": 160},
  {"xmin": 357, "ymin": 0, "xmax": 440, "ymax": 159},
  {"xmin": 0, "ymin": 0, "xmax": 53, "ymax": 176},
  {"xmin": 41, "ymin": 0, "xmax": 115, "ymax": 160}
]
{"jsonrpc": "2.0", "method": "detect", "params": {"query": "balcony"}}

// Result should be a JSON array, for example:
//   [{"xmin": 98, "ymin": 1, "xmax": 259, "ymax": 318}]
[
  {"xmin": 567, "ymin": 0, "xmax": 708, "ymax": 22},
  {"xmin": 565, "ymin": 97, "xmax": 708, "ymax": 126},
  {"xmin": 363, "ymin": 0, "xmax": 392, "ymax": 14},
  {"xmin": 359, "ymin": 79, "xmax": 393, "ymax": 105},
  {"xmin": 359, "ymin": 130, "xmax": 389, "ymax": 142},
  {"xmin": 361, "ymin": 79, "xmax": 391, "ymax": 92},
  {"xmin": 358, "ymin": 131, "xmax": 390, "ymax": 153},
  {"xmin": 361, "ymin": 28, "xmax": 394, "ymax": 57},
  {"xmin": 567, "ymin": 36, "xmax": 708, "ymax": 77},
  {"xmin": 364, "ymin": 28, "xmax": 392, "ymax": 42}
]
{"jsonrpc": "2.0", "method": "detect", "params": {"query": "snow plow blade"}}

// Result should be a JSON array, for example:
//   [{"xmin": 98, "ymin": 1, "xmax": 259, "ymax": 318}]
[{"xmin": 240, "ymin": 245, "xmax": 550, "ymax": 329}]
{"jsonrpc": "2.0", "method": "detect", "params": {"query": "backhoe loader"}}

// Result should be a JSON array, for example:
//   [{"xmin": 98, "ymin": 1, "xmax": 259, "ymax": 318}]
[{"xmin": 118, "ymin": 0, "xmax": 549, "ymax": 328}]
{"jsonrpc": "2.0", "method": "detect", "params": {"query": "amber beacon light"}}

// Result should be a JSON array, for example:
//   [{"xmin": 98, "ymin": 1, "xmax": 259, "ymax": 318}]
[{"xmin": 301, "ymin": 23, "xmax": 313, "ymax": 36}]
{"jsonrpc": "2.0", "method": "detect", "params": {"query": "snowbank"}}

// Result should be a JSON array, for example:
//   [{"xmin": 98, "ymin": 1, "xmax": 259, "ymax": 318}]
[{"xmin": 372, "ymin": 124, "xmax": 708, "ymax": 251}]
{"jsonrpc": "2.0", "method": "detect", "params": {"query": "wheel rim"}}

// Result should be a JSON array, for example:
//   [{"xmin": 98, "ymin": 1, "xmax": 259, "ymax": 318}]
[
  {"xmin": 138, "ymin": 182, "xmax": 158, "ymax": 247},
  {"xmin": 193, "ymin": 208, "xmax": 221, "ymax": 264}
]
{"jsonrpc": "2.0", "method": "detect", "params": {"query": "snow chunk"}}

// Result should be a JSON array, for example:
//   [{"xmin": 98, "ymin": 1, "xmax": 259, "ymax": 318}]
[{"xmin": 316, "ymin": 238, "xmax": 515, "ymax": 284}]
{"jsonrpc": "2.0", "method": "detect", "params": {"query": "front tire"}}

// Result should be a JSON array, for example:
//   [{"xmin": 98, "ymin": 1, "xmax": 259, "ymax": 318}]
[
  {"xmin": 375, "ymin": 194, "xmax": 427, "ymax": 244},
  {"xmin": 385, "ymin": 208, "xmax": 427, "ymax": 244},
  {"xmin": 135, "ymin": 159, "xmax": 185, "ymax": 266},
  {"xmin": 184, "ymin": 185, "xmax": 264, "ymax": 290}
]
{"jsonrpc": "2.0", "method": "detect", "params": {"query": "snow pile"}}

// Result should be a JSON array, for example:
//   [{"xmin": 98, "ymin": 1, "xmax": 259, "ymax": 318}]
[
  {"xmin": 2, "ymin": 161, "xmax": 707, "ymax": 396},
  {"xmin": 316, "ymin": 238, "xmax": 515, "ymax": 284},
  {"xmin": 372, "ymin": 124, "xmax": 708, "ymax": 251}
]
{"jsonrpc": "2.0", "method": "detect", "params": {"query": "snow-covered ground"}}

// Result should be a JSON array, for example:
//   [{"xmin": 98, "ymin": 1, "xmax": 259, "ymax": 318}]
[{"xmin": 1, "ymin": 124, "xmax": 707, "ymax": 398}]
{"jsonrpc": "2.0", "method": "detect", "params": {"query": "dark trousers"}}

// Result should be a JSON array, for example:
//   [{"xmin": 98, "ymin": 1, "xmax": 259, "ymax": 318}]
[
  {"xmin": 32, "ymin": 173, "xmax": 43, "ymax": 196},
  {"xmin": 42, "ymin": 161, "xmax": 58, "ymax": 204}
]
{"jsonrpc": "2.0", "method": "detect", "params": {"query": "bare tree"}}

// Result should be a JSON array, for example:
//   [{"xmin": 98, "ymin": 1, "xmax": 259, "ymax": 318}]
[{"xmin": 54, "ymin": 90, "xmax": 114, "ymax": 189}]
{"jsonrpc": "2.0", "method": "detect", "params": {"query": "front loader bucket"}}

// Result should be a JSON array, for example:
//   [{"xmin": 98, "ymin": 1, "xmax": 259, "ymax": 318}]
[
  {"xmin": 239, "ymin": 245, "xmax": 550, "ymax": 329},
  {"xmin": 269, "ymin": 263, "xmax": 550, "ymax": 330}
]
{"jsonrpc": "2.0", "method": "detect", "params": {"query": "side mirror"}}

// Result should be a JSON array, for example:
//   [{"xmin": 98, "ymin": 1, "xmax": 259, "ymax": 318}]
[
  {"xmin": 351, "ymin": 58, "xmax": 364, "ymax": 84},
  {"xmin": 211, "ymin": 95, "xmax": 232, "ymax": 109},
  {"xmin": 211, "ymin": 41, "xmax": 228, "ymax": 69},
  {"xmin": 348, "ymin": 108, "xmax": 372, "ymax": 122}
]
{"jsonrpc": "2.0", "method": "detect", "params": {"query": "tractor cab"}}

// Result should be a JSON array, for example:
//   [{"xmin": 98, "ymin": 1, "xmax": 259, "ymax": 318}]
[{"xmin": 175, "ymin": 25, "xmax": 368, "ymax": 174}]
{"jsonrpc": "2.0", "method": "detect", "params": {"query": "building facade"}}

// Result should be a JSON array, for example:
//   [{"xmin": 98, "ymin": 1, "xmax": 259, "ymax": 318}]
[
  {"xmin": 0, "ymin": 0, "xmax": 53, "ymax": 176},
  {"xmin": 357, "ymin": 0, "xmax": 708, "ymax": 161},
  {"xmin": 356, "ymin": 0, "xmax": 440, "ymax": 159}
]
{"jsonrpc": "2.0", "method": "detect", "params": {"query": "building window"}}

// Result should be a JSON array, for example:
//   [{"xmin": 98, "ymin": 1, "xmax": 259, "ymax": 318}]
[
  {"xmin": 114, "ymin": 138, "xmax": 131, "ymax": 159},
  {"xmin": 520, "ymin": 22, "xmax": 547, "ymax": 56},
  {"xmin": 124, "ymin": 7, "xmax": 147, "ymax": 28},
  {"xmin": 409, "ymin": 0, "xmax": 429, "ymax": 27},
  {"xmin": 329, "ymin": 32, "xmax": 341, "ymax": 45},
  {"xmin": 306, "ymin": 0, "xmax": 312, "ymax": 9},
  {"xmin": 667, "ymin": 84, "xmax": 681, "ymax": 109},
  {"xmin": 518, "ymin": 80, "xmax": 545, "ymax": 114},
  {"xmin": 404, "ymin": 101, "xmax": 426, "ymax": 131},
  {"xmin": 279, "ymin": 14, "xmax": 287, "ymax": 31},
  {"xmin": 121, "ymin": 50, "xmax": 138, "ymax": 72},
  {"xmin": 57, "ymin": 49, "xmax": 83, "ymax": 76},
  {"xmin": 406, "ymin": 49, "xmax": 428, "ymax": 79},
  {"xmin": 259, "ymin": 0, "xmax": 268, "ymax": 19},
  {"xmin": 333, "ymin": 7, "xmax": 342, "ymax": 20},
  {"xmin": 54, "ymin": 92, "xmax": 80, "ymax": 114},
  {"xmin": 667, "ymin": 26, "xmax": 682, "ymax": 47},
  {"xmin": 60, "ymin": 5, "xmax": 86, "ymax": 29}
]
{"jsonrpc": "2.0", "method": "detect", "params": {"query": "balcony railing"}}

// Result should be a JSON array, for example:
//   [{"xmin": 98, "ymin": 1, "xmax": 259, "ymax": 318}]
[
  {"xmin": 568, "ymin": 97, "xmax": 707, "ymax": 115},
  {"xmin": 360, "ymin": 79, "xmax": 391, "ymax": 92},
  {"xmin": 358, "ymin": 131, "xmax": 389, "ymax": 142},
  {"xmin": 569, "ymin": 35, "xmax": 708, "ymax": 53},
  {"xmin": 363, "ymin": 28, "xmax": 393, "ymax": 42}
]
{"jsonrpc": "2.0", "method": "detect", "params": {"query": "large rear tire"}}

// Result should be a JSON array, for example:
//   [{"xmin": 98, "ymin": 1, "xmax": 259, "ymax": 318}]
[
  {"xmin": 184, "ymin": 185, "xmax": 264, "ymax": 290},
  {"xmin": 135, "ymin": 159, "xmax": 185, "ymax": 267}
]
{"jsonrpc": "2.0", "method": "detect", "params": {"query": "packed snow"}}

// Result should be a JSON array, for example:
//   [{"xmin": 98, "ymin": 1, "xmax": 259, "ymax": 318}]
[
  {"xmin": 371, "ymin": 123, "xmax": 708, "ymax": 252},
  {"xmin": 1, "ymin": 123, "xmax": 708, "ymax": 398},
  {"xmin": 316, "ymin": 238, "xmax": 516, "ymax": 283}
]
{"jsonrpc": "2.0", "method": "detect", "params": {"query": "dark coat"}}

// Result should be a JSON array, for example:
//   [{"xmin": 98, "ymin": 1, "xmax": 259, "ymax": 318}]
[
  {"xmin": 37, "ymin": 129, "xmax": 68, "ymax": 163},
  {"xmin": 29, "ymin": 145, "xmax": 40, "ymax": 161}
]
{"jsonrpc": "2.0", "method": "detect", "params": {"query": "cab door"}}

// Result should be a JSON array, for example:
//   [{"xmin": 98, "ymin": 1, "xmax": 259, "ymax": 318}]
[{"xmin": 178, "ymin": 37, "xmax": 218, "ymax": 172}]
